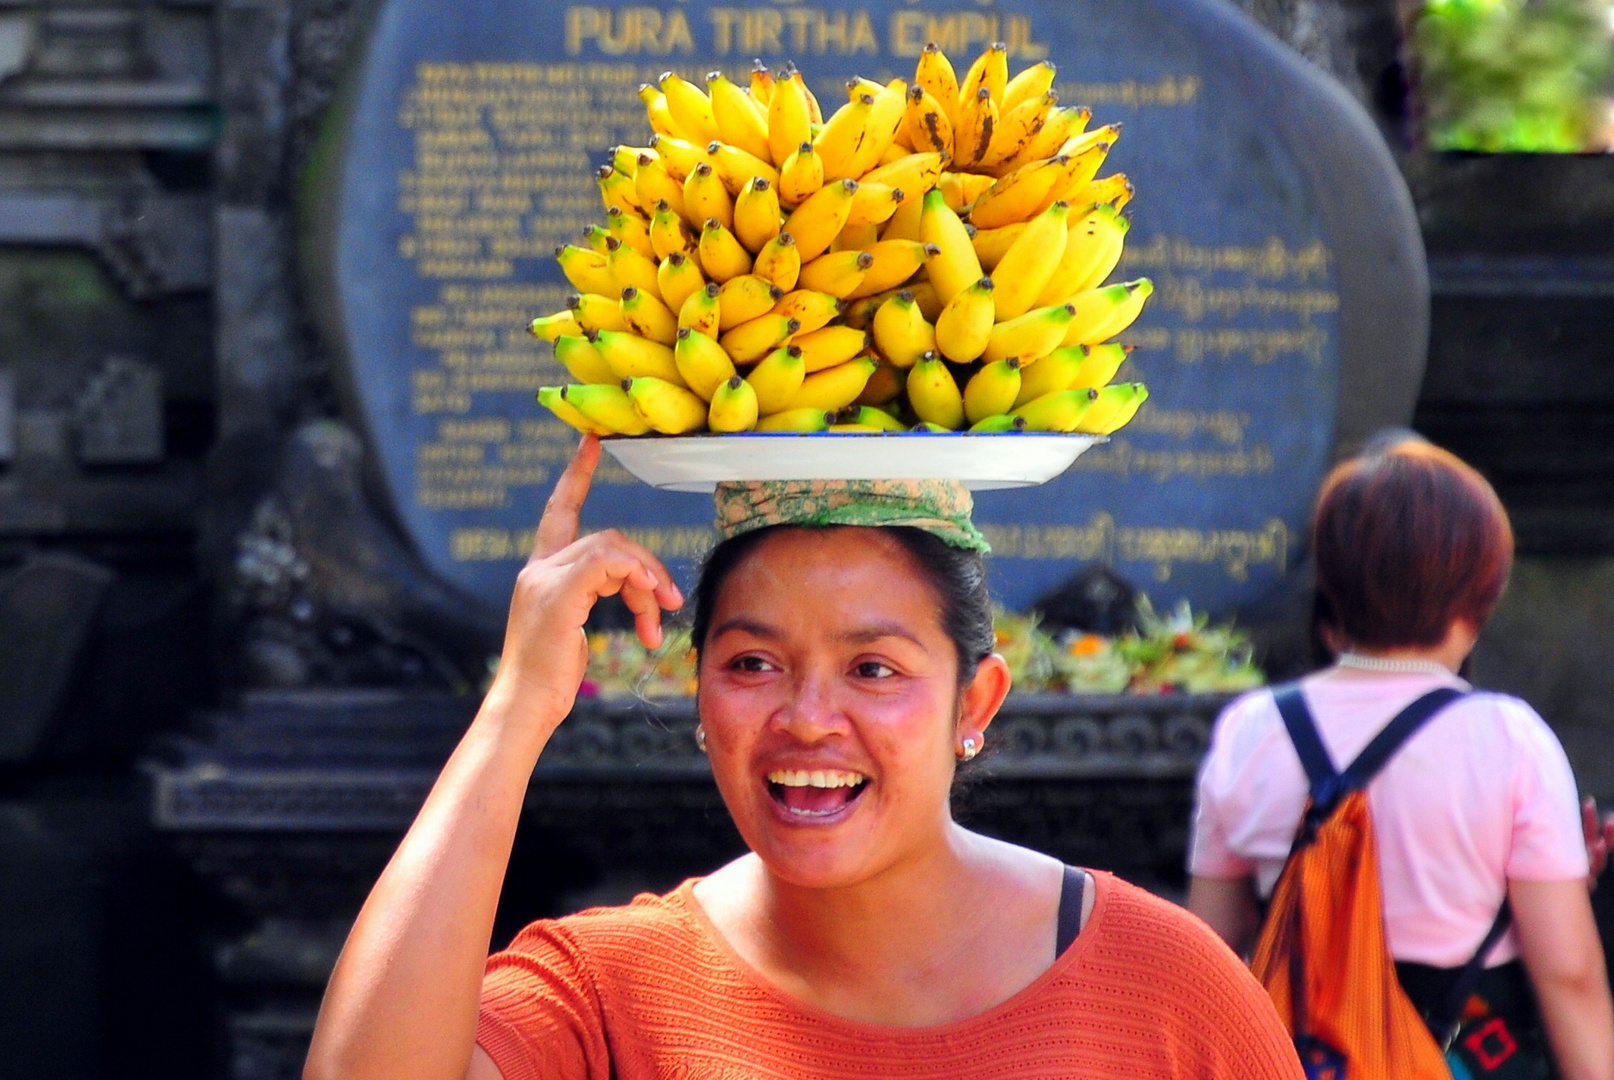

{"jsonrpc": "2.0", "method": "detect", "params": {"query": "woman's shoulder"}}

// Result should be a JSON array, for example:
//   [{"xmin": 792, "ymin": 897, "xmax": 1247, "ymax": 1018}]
[{"xmin": 497, "ymin": 881, "xmax": 708, "ymax": 971}]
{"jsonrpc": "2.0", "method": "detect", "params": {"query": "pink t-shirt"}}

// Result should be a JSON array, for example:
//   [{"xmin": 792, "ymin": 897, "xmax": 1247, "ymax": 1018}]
[{"xmin": 1189, "ymin": 666, "xmax": 1588, "ymax": 967}]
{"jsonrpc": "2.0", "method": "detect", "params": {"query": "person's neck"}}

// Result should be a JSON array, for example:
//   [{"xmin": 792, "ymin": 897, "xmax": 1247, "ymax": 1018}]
[{"xmin": 1331, "ymin": 620, "xmax": 1477, "ymax": 676}]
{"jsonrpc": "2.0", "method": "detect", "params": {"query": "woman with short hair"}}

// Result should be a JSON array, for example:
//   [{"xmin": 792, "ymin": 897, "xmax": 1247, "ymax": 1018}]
[
  {"xmin": 306, "ymin": 436, "xmax": 1304, "ymax": 1080},
  {"xmin": 1187, "ymin": 435, "xmax": 1614, "ymax": 1080}
]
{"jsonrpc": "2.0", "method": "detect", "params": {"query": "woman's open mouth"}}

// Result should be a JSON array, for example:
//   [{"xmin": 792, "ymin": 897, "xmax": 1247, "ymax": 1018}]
[{"xmin": 765, "ymin": 769, "xmax": 869, "ymax": 820}]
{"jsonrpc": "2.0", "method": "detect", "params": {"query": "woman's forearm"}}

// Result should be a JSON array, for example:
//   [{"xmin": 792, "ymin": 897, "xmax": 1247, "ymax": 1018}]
[
  {"xmin": 304, "ymin": 685, "xmax": 561, "ymax": 1080},
  {"xmin": 1509, "ymin": 877, "xmax": 1614, "ymax": 1080}
]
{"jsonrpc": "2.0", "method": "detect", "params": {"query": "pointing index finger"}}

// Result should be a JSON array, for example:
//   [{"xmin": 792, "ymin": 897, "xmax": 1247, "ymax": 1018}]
[{"xmin": 532, "ymin": 435, "xmax": 601, "ymax": 561}]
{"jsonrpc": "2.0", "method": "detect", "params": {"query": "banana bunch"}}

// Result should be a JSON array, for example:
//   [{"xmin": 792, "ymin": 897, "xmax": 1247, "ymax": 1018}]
[{"xmin": 532, "ymin": 44, "xmax": 1150, "ymax": 437}]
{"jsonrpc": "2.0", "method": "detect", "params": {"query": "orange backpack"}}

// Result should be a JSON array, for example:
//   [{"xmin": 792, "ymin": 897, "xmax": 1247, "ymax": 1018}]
[{"xmin": 1250, "ymin": 685, "xmax": 1507, "ymax": 1080}]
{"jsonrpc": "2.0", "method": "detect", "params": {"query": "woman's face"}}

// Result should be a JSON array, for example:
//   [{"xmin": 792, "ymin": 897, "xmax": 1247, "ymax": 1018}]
[{"xmin": 696, "ymin": 527, "xmax": 1007, "ymax": 889}]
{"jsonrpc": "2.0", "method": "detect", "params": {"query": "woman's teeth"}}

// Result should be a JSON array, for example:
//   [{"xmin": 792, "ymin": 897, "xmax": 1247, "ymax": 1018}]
[{"xmin": 766, "ymin": 769, "xmax": 867, "ymax": 789}]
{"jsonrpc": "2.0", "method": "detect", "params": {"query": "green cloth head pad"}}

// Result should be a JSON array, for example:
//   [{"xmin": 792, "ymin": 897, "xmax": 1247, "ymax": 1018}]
[{"xmin": 712, "ymin": 479, "xmax": 990, "ymax": 553}]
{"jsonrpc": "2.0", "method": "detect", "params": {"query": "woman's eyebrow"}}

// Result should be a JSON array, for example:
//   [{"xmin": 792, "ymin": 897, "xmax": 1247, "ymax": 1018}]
[
  {"xmin": 836, "ymin": 623, "xmax": 926, "ymax": 648},
  {"xmin": 709, "ymin": 616, "xmax": 781, "ymax": 641}
]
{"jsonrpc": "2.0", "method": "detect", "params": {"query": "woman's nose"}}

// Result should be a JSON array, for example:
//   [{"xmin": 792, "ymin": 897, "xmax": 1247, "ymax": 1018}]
[{"xmin": 772, "ymin": 670, "xmax": 847, "ymax": 742}]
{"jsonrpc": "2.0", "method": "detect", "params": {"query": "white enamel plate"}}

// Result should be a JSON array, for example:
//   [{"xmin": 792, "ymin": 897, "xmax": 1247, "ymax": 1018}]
[{"xmin": 600, "ymin": 433, "xmax": 1104, "ymax": 493}]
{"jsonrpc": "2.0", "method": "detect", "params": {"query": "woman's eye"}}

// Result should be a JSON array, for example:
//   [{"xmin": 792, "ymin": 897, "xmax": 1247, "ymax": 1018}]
[
  {"xmin": 854, "ymin": 660, "xmax": 895, "ymax": 679},
  {"xmin": 730, "ymin": 655, "xmax": 774, "ymax": 673}
]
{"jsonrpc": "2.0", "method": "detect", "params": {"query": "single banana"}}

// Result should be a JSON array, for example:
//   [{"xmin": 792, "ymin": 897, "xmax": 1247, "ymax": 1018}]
[
  {"xmin": 854, "ymin": 364, "xmax": 907, "ymax": 407},
  {"xmin": 934, "ymin": 276, "xmax": 996, "ymax": 362},
  {"xmin": 620, "ymin": 286, "xmax": 679, "ymax": 345},
  {"xmin": 568, "ymin": 292, "xmax": 629, "ymax": 334},
  {"xmin": 1069, "ymin": 342, "xmax": 1132, "ymax": 389},
  {"xmin": 563, "ymin": 382, "xmax": 652, "ymax": 435},
  {"xmin": 981, "ymin": 90, "xmax": 1057, "ymax": 171},
  {"xmin": 793, "ymin": 324, "xmax": 870, "ymax": 372},
  {"xmin": 554, "ymin": 334, "xmax": 618, "ymax": 385},
  {"xmin": 781, "ymin": 356, "xmax": 878, "ymax": 412},
  {"xmin": 733, "ymin": 177, "xmax": 782, "ymax": 253},
  {"xmin": 698, "ymin": 218, "xmax": 754, "ymax": 282},
  {"xmin": 678, "ymin": 281, "xmax": 723, "ymax": 337},
  {"xmin": 850, "ymin": 80, "xmax": 909, "ymax": 176},
  {"xmin": 1065, "ymin": 173, "xmax": 1133, "ymax": 213},
  {"xmin": 538, "ymin": 385, "xmax": 611, "ymax": 435},
  {"xmin": 1061, "ymin": 279, "xmax": 1152, "ymax": 346},
  {"xmin": 656, "ymin": 252, "xmax": 706, "ymax": 316},
  {"xmin": 838, "ymin": 405, "xmax": 906, "ymax": 431},
  {"xmin": 707, "ymin": 71, "xmax": 772, "ymax": 164},
  {"xmin": 1011, "ymin": 344, "xmax": 1087, "ymax": 407},
  {"xmin": 862, "ymin": 151, "xmax": 946, "ymax": 205},
  {"xmin": 967, "ymin": 155, "xmax": 1069, "ymax": 230},
  {"xmin": 963, "ymin": 358, "xmax": 1024, "ymax": 424},
  {"xmin": 673, "ymin": 327, "xmax": 738, "ymax": 400},
  {"xmin": 556, "ymin": 244, "xmax": 618, "ymax": 296},
  {"xmin": 918, "ymin": 189, "xmax": 982, "ymax": 304},
  {"xmin": 752, "ymin": 232, "xmax": 802, "ymax": 291},
  {"xmin": 624, "ymin": 375, "xmax": 708, "ymax": 434},
  {"xmin": 639, "ymin": 84, "xmax": 678, "ymax": 140},
  {"xmin": 633, "ymin": 154, "xmax": 685, "ymax": 220},
  {"xmin": 1045, "ymin": 135, "xmax": 1116, "ymax": 210},
  {"xmin": 605, "ymin": 237, "xmax": 662, "ymax": 300},
  {"xmin": 755, "ymin": 407, "xmax": 833, "ymax": 433},
  {"xmin": 1073, "ymin": 382, "xmax": 1148, "ymax": 434},
  {"xmin": 969, "ymin": 221, "xmax": 1026, "ymax": 271},
  {"xmin": 816, "ymin": 91, "xmax": 874, "ymax": 182},
  {"xmin": 605, "ymin": 205, "xmax": 655, "ymax": 259},
  {"xmin": 581, "ymin": 223, "xmax": 612, "ymax": 256},
  {"xmin": 1012, "ymin": 387, "xmax": 1096, "ymax": 432},
  {"xmin": 995, "ymin": 200, "xmax": 1081, "ymax": 312},
  {"xmin": 909, "ymin": 421, "xmax": 951, "ymax": 433},
  {"xmin": 832, "ymin": 220, "xmax": 880, "ymax": 252},
  {"xmin": 1035, "ymin": 204, "xmax": 1129, "ymax": 303},
  {"xmin": 647, "ymin": 135, "xmax": 710, "ymax": 183},
  {"xmin": 797, "ymin": 249, "xmax": 873, "ymax": 298},
  {"xmin": 777, "ymin": 141, "xmax": 824, "ymax": 208},
  {"xmin": 706, "ymin": 140, "xmax": 780, "ymax": 194},
  {"xmin": 998, "ymin": 106, "xmax": 1090, "ymax": 174},
  {"xmin": 683, "ymin": 162, "xmax": 733, "ymax": 231},
  {"xmin": 746, "ymin": 345, "xmax": 806, "ymax": 413},
  {"xmin": 659, "ymin": 72, "xmax": 721, "ymax": 146},
  {"xmin": 782, "ymin": 178, "xmax": 858, "ymax": 262},
  {"xmin": 871, "ymin": 290, "xmax": 936, "ymax": 367},
  {"xmin": 901, "ymin": 84, "xmax": 954, "ymax": 156},
  {"xmin": 587, "ymin": 328, "xmax": 683, "ymax": 385},
  {"xmin": 799, "ymin": 68, "xmax": 824, "ymax": 125},
  {"xmin": 767, "ymin": 64, "xmax": 813, "ymax": 167},
  {"xmin": 750, "ymin": 61, "xmax": 775, "ymax": 108},
  {"xmin": 958, "ymin": 42, "xmax": 1008, "ymax": 115},
  {"xmin": 649, "ymin": 200, "xmax": 699, "ymax": 260},
  {"xmin": 717, "ymin": 275, "xmax": 784, "ymax": 329},
  {"xmin": 906, "ymin": 351, "xmax": 966, "ymax": 430},
  {"xmin": 937, "ymin": 170, "xmax": 996, "ymax": 213},
  {"xmin": 982, "ymin": 302, "xmax": 1075, "ymax": 363},
  {"xmin": 707, "ymin": 374, "xmax": 760, "ymax": 432},
  {"xmin": 845, "ymin": 182, "xmax": 904, "ymax": 228},
  {"xmin": 967, "ymin": 413, "xmax": 1028, "ymax": 433},
  {"xmin": 607, "ymin": 145, "xmax": 649, "ymax": 177},
  {"xmin": 719, "ymin": 313, "xmax": 800, "ymax": 363},
  {"xmin": 881, "ymin": 194, "xmax": 924, "ymax": 242},
  {"xmin": 953, "ymin": 86, "xmax": 998, "ymax": 168},
  {"xmin": 913, "ymin": 43, "xmax": 960, "ymax": 130},
  {"xmin": 530, "ymin": 310, "xmax": 581, "ymax": 342},
  {"xmin": 845, "ymin": 238, "xmax": 927, "ymax": 299},
  {"xmin": 597, "ymin": 165, "xmax": 640, "ymax": 216},
  {"xmin": 1002, "ymin": 60, "xmax": 1057, "ymax": 113},
  {"xmin": 772, "ymin": 289, "xmax": 843, "ymax": 334}
]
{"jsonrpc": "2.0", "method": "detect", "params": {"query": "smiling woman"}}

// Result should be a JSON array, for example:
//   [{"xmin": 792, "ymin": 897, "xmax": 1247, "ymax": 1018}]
[{"xmin": 303, "ymin": 436, "xmax": 1305, "ymax": 1080}]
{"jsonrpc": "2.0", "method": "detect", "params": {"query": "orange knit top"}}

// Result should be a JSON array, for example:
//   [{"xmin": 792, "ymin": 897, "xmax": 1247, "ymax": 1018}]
[{"xmin": 477, "ymin": 870, "xmax": 1303, "ymax": 1079}]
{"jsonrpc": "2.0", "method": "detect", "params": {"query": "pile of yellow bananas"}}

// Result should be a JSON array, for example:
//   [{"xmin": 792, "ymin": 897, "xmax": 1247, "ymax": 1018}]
[{"xmin": 532, "ymin": 42, "xmax": 1150, "ymax": 437}]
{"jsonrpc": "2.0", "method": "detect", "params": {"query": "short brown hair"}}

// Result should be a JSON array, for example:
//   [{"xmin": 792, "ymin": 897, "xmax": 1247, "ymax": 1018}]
[{"xmin": 1312, "ymin": 436, "xmax": 1513, "ymax": 650}]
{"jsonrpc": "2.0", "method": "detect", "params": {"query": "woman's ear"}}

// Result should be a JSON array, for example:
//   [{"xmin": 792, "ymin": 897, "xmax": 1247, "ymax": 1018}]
[{"xmin": 957, "ymin": 653, "xmax": 1012, "ymax": 741}]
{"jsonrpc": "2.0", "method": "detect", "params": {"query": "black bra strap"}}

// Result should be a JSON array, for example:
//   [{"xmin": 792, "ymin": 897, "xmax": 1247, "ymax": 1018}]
[{"xmin": 1056, "ymin": 865, "xmax": 1086, "ymax": 955}]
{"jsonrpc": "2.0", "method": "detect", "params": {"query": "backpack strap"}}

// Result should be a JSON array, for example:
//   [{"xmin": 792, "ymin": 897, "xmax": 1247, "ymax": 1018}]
[{"xmin": 1430, "ymin": 901, "xmax": 1513, "ymax": 1049}]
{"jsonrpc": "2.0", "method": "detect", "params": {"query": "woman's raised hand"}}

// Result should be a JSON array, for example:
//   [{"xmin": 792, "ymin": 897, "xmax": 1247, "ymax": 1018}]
[{"xmin": 488, "ymin": 435, "xmax": 684, "ymax": 725}]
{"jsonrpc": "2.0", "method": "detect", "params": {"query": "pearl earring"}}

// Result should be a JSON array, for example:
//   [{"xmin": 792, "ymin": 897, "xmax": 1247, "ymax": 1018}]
[
  {"xmin": 959, "ymin": 736, "xmax": 980, "ymax": 761},
  {"xmin": 695, "ymin": 725, "xmax": 707, "ymax": 753}
]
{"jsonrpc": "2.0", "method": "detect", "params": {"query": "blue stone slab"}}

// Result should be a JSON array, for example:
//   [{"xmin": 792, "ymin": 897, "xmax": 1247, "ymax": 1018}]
[{"xmin": 304, "ymin": 0, "xmax": 1426, "ymax": 618}]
